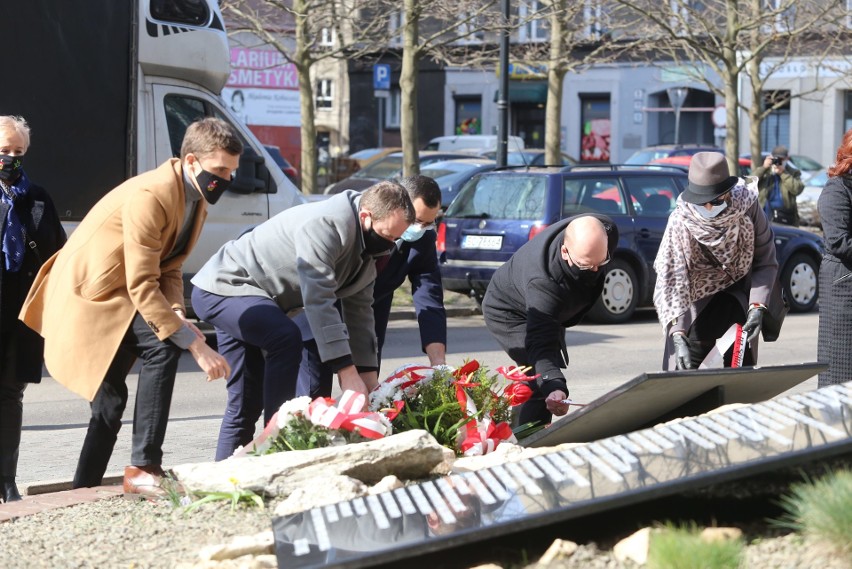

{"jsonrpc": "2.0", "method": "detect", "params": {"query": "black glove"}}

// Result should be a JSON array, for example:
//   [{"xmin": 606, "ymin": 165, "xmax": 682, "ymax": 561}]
[
  {"xmin": 742, "ymin": 305, "xmax": 765, "ymax": 343},
  {"xmin": 672, "ymin": 333, "xmax": 692, "ymax": 370}
]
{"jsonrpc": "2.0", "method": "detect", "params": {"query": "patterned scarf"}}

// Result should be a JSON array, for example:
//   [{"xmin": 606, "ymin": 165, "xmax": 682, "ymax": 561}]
[
  {"xmin": 0, "ymin": 170, "xmax": 31, "ymax": 272},
  {"xmin": 653, "ymin": 178, "xmax": 758, "ymax": 328}
]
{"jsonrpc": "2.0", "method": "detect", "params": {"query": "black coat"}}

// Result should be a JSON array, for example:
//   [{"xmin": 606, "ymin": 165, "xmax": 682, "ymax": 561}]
[
  {"xmin": 482, "ymin": 214, "xmax": 618, "ymax": 396},
  {"xmin": 0, "ymin": 182, "xmax": 66, "ymax": 383},
  {"xmin": 817, "ymin": 175, "xmax": 852, "ymax": 386}
]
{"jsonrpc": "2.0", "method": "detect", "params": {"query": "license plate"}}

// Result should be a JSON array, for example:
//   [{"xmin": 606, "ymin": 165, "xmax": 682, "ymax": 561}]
[{"xmin": 461, "ymin": 235, "xmax": 503, "ymax": 250}]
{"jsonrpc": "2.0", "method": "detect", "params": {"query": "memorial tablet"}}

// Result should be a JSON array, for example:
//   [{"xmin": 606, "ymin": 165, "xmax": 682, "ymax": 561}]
[
  {"xmin": 522, "ymin": 362, "xmax": 827, "ymax": 448},
  {"xmin": 273, "ymin": 379, "xmax": 851, "ymax": 569}
]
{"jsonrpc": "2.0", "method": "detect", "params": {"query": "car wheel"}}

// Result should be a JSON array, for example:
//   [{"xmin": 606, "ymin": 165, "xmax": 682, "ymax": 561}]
[
  {"xmin": 587, "ymin": 259, "xmax": 639, "ymax": 324},
  {"xmin": 781, "ymin": 252, "xmax": 818, "ymax": 313}
]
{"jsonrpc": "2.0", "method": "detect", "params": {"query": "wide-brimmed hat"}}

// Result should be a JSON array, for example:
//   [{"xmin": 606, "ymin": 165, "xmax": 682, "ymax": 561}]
[{"xmin": 680, "ymin": 152, "xmax": 739, "ymax": 204}]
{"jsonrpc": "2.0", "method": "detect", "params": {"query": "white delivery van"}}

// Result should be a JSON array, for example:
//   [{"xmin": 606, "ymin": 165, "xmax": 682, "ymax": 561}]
[
  {"xmin": 2, "ymin": 0, "xmax": 306, "ymax": 310},
  {"xmin": 424, "ymin": 135, "xmax": 525, "ymax": 153}
]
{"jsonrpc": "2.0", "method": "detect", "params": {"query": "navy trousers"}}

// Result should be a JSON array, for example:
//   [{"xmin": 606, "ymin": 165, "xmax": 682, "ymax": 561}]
[
  {"xmin": 73, "ymin": 313, "xmax": 182, "ymax": 488},
  {"xmin": 191, "ymin": 288, "xmax": 302, "ymax": 461}
]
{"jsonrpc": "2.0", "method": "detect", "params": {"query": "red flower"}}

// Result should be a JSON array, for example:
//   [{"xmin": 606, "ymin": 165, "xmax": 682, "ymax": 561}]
[
  {"xmin": 384, "ymin": 400, "xmax": 406, "ymax": 420},
  {"xmin": 496, "ymin": 365, "xmax": 540, "ymax": 382},
  {"xmin": 453, "ymin": 360, "xmax": 480, "ymax": 379},
  {"xmin": 504, "ymin": 382, "xmax": 533, "ymax": 406}
]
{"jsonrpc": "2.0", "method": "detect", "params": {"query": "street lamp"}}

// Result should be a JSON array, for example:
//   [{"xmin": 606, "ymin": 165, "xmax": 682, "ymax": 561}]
[
  {"xmin": 667, "ymin": 86, "xmax": 689, "ymax": 145},
  {"xmin": 496, "ymin": 0, "xmax": 510, "ymax": 168}
]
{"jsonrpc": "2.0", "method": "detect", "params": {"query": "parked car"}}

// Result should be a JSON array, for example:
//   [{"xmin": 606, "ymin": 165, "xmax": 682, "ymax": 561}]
[
  {"xmin": 740, "ymin": 152, "xmax": 823, "ymax": 182},
  {"xmin": 479, "ymin": 149, "xmax": 578, "ymax": 167},
  {"xmin": 418, "ymin": 158, "xmax": 497, "ymax": 211},
  {"xmin": 650, "ymin": 154, "xmax": 752, "ymax": 177},
  {"xmin": 424, "ymin": 134, "xmax": 525, "ymax": 153},
  {"xmin": 324, "ymin": 151, "xmax": 474, "ymax": 194},
  {"xmin": 625, "ymin": 144, "xmax": 723, "ymax": 165},
  {"xmin": 797, "ymin": 168, "xmax": 828, "ymax": 227},
  {"xmin": 331, "ymin": 147, "xmax": 402, "ymax": 183},
  {"xmin": 438, "ymin": 165, "xmax": 823, "ymax": 323},
  {"xmin": 263, "ymin": 145, "xmax": 298, "ymax": 185}
]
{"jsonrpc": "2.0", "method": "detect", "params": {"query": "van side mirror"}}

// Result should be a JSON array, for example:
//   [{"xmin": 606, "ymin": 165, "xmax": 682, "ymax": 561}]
[{"xmin": 230, "ymin": 149, "xmax": 266, "ymax": 194}]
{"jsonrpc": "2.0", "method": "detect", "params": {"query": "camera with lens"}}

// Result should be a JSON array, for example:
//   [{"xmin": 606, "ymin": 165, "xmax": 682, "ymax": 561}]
[{"xmin": 770, "ymin": 156, "xmax": 783, "ymax": 166}]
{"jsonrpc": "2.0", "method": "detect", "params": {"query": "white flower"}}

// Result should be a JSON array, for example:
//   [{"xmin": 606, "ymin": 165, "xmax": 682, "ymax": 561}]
[{"xmin": 277, "ymin": 396, "xmax": 313, "ymax": 429}]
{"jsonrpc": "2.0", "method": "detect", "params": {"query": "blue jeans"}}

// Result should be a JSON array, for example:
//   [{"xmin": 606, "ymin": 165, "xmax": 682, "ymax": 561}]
[
  {"xmin": 73, "ymin": 313, "xmax": 182, "ymax": 488},
  {"xmin": 191, "ymin": 288, "xmax": 302, "ymax": 461}
]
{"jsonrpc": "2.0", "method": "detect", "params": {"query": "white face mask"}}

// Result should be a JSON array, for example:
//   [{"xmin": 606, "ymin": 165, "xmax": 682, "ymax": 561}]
[{"xmin": 690, "ymin": 201, "xmax": 728, "ymax": 219}]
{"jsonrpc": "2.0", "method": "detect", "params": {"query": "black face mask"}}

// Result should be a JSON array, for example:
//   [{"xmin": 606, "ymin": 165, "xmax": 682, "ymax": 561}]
[
  {"xmin": 0, "ymin": 154, "xmax": 24, "ymax": 183},
  {"xmin": 567, "ymin": 263, "xmax": 603, "ymax": 286},
  {"xmin": 195, "ymin": 167, "xmax": 232, "ymax": 204},
  {"xmin": 363, "ymin": 227, "xmax": 396, "ymax": 256}
]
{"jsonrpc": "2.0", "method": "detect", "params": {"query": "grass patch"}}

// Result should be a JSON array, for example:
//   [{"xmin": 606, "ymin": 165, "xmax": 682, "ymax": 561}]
[
  {"xmin": 647, "ymin": 523, "xmax": 744, "ymax": 569},
  {"xmin": 774, "ymin": 468, "xmax": 852, "ymax": 558}
]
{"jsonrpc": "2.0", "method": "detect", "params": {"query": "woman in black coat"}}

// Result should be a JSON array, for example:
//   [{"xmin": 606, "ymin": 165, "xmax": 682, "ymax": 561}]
[
  {"xmin": 818, "ymin": 129, "xmax": 852, "ymax": 387},
  {"xmin": 0, "ymin": 116, "xmax": 66, "ymax": 501}
]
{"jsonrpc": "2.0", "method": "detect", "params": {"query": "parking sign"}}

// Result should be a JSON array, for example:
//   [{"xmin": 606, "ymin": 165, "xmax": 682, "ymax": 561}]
[{"xmin": 373, "ymin": 64, "xmax": 391, "ymax": 90}]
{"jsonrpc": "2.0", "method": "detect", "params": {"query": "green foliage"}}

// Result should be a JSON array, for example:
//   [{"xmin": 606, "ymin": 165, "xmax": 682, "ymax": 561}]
[
  {"xmin": 389, "ymin": 364, "xmax": 512, "ymax": 455},
  {"xmin": 775, "ymin": 469, "xmax": 852, "ymax": 557},
  {"xmin": 647, "ymin": 523, "xmax": 744, "ymax": 569},
  {"xmin": 181, "ymin": 478, "xmax": 265, "ymax": 514},
  {"xmin": 512, "ymin": 421, "xmax": 546, "ymax": 440},
  {"xmin": 267, "ymin": 417, "xmax": 335, "ymax": 452}
]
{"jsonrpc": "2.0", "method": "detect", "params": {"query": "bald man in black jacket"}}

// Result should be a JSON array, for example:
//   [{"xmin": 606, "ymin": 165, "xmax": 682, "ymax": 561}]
[{"xmin": 482, "ymin": 214, "xmax": 618, "ymax": 426}]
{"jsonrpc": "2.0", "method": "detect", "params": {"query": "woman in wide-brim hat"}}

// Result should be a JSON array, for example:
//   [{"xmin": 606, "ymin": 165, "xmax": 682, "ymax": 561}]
[
  {"xmin": 653, "ymin": 151, "xmax": 778, "ymax": 370},
  {"xmin": 0, "ymin": 116, "xmax": 66, "ymax": 501}
]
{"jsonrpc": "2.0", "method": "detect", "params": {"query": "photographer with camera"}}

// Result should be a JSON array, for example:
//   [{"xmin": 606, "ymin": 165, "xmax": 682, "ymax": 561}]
[{"xmin": 754, "ymin": 145, "xmax": 804, "ymax": 226}]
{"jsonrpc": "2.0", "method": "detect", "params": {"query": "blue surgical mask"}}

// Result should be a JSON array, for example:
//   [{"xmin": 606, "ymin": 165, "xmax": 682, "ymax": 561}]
[
  {"xmin": 400, "ymin": 223, "xmax": 428, "ymax": 242},
  {"xmin": 690, "ymin": 201, "xmax": 728, "ymax": 219}
]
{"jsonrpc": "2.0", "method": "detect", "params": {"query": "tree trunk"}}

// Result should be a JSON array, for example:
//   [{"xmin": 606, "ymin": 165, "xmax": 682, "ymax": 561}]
[
  {"xmin": 400, "ymin": 0, "xmax": 420, "ymax": 176},
  {"xmin": 722, "ymin": 1, "xmax": 739, "ymax": 174},
  {"xmin": 545, "ymin": 0, "xmax": 567, "ymax": 165},
  {"xmin": 295, "ymin": 0, "xmax": 317, "ymax": 194},
  {"xmin": 746, "ymin": 55, "xmax": 763, "ymax": 171}
]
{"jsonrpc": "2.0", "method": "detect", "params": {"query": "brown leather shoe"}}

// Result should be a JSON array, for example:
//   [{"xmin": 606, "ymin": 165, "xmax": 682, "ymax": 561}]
[{"xmin": 123, "ymin": 465, "xmax": 168, "ymax": 497}]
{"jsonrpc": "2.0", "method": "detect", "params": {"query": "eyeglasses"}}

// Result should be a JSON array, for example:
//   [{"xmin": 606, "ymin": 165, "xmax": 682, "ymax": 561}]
[
  {"xmin": 705, "ymin": 192, "xmax": 730, "ymax": 207},
  {"xmin": 413, "ymin": 221, "xmax": 437, "ymax": 231},
  {"xmin": 564, "ymin": 247, "xmax": 611, "ymax": 271}
]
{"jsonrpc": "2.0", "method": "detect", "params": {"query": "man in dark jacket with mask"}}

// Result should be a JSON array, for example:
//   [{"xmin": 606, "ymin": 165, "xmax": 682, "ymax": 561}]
[
  {"xmin": 191, "ymin": 182, "xmax": 414, "ymax": 460},
  {"xmin": 482, "ymin": 214, "xmax": 617, "ymax": 427}
]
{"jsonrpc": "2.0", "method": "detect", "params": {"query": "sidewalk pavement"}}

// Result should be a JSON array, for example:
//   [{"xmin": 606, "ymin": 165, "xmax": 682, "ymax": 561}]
[{"xmin": 0, "ymin": 485, "xmax": 123, "ymax": 523}]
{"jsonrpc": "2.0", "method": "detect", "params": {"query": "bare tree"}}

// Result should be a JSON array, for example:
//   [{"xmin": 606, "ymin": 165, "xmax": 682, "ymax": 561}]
[
  {"xmin": 389, "ymin": 0, "xmax": 504, "ymax": 175},
  {"xmin": 222, "ymin": 0, "xmax": 391, "ymax": 194},
  {"xmin": 614, "ymin": 0, "xmax": 849, "ymax": 173},
  {"xmin": 514, "ymin": 0, "xmax": 638, "ymax": 164}
]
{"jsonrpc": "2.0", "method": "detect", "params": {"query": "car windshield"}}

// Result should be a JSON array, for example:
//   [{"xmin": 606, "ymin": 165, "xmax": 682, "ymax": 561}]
[
  {"xmin": 349, "ymin": 148, "xmax": 383, "ymax": 160},
  {"xmin": 421, "ymin": 162, "xmax": 483, "ymax": 185},
  {"xmin": 625, "ymin": 150, "xmax": 668, "ymax": 164},
  {"xmin": 445, "ymin": 174, "xmax": 547, "ymax": 220},
  {"xmin": 352, "ymin": 155, "xmax": 403, "ymax": 179},
  {"xmin": 792, "ymin": 155, "xmax": 823, "ymax": 171}
]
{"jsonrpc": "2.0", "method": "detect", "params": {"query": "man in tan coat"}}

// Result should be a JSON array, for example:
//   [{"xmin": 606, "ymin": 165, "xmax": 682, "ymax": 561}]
[{"xmin": 20, "ymin": 118, "xmax": 235, "ymax": 493}]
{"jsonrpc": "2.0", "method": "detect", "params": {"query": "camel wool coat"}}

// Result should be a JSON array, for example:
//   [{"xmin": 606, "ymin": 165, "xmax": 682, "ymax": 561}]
[{"xmin": 19, "ymin": 159, "xmax": 206, "ymax": 401}]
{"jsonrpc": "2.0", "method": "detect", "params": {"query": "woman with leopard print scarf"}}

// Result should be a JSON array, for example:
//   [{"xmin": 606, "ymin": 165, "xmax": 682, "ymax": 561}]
[{"xmin": 653, "ymin": 152, "xmax": 778, "ymax": 371}]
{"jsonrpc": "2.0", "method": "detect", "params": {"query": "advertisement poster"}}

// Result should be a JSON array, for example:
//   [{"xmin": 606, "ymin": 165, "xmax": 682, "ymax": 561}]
[
  {"xmin": 581, "ymin": 119, "xmax": 611, "ymax": 162},
  {"xmin": 222, "ymin": 47, "xmax": 301, "ymax": 127}
]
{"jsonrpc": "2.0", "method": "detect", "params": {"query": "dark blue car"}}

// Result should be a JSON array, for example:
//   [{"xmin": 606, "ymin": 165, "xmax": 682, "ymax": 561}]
[{"xmin": 438, "ymin": 165, "xmax": 822, "ymax": 323}]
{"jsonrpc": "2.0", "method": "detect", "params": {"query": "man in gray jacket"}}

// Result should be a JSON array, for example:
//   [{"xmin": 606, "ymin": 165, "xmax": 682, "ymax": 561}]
[{"xmin": 191, "ymin": 182, "xmax": 414, "ymax": 460}]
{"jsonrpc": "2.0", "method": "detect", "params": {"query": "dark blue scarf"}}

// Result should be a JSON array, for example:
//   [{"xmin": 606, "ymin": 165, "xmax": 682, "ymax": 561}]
[{"xmin": 1, "ymin": 170, "xmax": 31, "ymax": 272}]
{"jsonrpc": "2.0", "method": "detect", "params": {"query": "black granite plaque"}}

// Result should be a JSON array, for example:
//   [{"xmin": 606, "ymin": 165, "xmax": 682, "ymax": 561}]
[
  {"xmin": 522, "ymin": 362, "xmax": 827, "ymax": 448},
  {"xmin": 273, "ymin": 380, "xmax": 851, "ymax": 569}
]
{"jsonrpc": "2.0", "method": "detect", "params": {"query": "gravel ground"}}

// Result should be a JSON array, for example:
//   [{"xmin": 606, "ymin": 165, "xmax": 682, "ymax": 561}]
[{"xmin": 1, "ymin": 496, "xmax": 849, "ymax": 569}]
